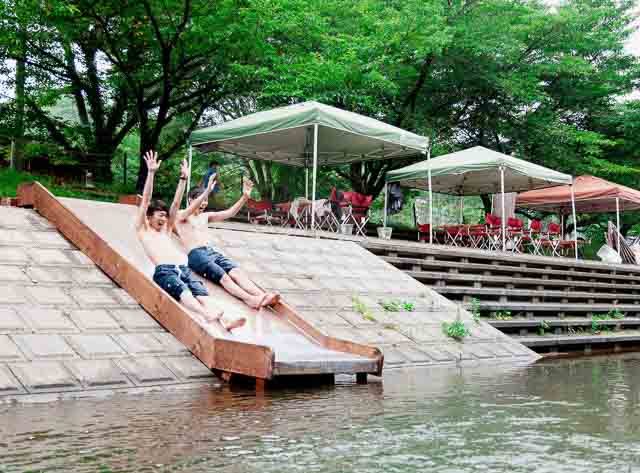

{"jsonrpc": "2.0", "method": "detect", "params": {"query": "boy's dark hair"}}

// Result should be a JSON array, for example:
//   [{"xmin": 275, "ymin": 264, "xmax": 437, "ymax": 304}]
[
  {"xmin": 188, "ymin": 186, "xmax": 205, "ymax": 201},
  {"xmin": 146, "ymin": 199, "xmax": 168, "ymax": 216},
  {"xmin": 209, "ymin": 160, "xmax": 218, "ymax": 167}
]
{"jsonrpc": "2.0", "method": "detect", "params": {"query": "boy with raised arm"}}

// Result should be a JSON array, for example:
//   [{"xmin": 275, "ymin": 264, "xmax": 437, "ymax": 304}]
[
  {"xmin": 170, "ymin": 161, "xmax": 280, "ymax": 309},
  {"xmin": 135, "ymin": 150, "xmax": 246, "ymax": 331}
]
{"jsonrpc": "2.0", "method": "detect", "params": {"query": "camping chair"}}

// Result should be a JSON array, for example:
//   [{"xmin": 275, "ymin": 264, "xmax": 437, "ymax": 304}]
[
  {"xmin": 485, "ymin": 213, "xmax": 502, "ymax": 251},
  {"xmin": 247, "ymin": 199, "xmax": 280, "ymax": 226},
  {"xmin": 507, "ymin": 217, "xmax": 525, "ymax": 253},
  {"xmin": 342, "ymin": 191, "xmax": 374, "ymax": 237},
  {"xmin": 521, "ymin": 219, "xmax": 542, "ymax": 255},
  {"xmin": 467, "ymin": 224, "xmax": 489, "ymax": 249},
  {"xmin": 539, "ymin": 222, "xmax": 562, "ymax": 256},
  {"xmin": 320, "ymin": 188, "xmax": 343, "ymax": 232}
]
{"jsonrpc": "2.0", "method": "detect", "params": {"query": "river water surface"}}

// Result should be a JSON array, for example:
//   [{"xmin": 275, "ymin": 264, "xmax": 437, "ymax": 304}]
[{"xmin": 1, "ymin": 355, "xmax": 639, "ymax": 472}]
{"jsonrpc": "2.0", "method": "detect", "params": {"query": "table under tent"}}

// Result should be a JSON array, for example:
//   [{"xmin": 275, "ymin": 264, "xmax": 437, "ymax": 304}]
[
  {"xmin": 189, "ymin": 101, "xmax": 427, "ymax": 236},
  {"xmin": 384, "ymin": 146, "xmax": 579, "ymax": 258},
  {"xmin": 517, "ymin": 175, "xmax": 640, "ymax": 261}
]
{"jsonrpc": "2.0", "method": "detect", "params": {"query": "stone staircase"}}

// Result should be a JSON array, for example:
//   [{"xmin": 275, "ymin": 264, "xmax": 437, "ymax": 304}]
[{"xmin": 364, "ymin": 240, "xmax": 640, "ymax": 355}]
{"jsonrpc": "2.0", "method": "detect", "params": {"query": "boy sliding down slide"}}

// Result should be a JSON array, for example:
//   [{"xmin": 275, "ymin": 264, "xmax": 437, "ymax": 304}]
[
  {"xmin": 135, "ymin": 151, "xmax": 245, "ymax": 331},
  {"xmin": 170, "ymin": 160, "xmax": 280, "ymax": 309}
]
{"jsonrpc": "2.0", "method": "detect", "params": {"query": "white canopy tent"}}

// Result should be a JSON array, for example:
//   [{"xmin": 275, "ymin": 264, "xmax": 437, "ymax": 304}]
[
  {"xmin": 385, "ymin": 146, "xmax": 578, "ymax": 257},
  {"xmin": 190, "ymin": 101, "xmax": 428, "ymax": 229}
]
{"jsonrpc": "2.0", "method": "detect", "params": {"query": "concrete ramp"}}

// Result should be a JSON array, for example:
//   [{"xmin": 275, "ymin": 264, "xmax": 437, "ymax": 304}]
[{"xmin": 17, "ymin": 184, "xmax": 382, "ymax": 382}]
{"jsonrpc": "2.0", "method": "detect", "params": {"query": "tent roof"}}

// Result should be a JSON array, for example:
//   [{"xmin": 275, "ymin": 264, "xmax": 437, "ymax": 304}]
[
  {"xmin": 385, "ymin": 146, "xmax": 573, "ymax": 196},
  {"xmin": 191, "ymin": 101, "xmax": 427, "ymax": 167},
  {"xmin": 517, "ymin": 175, "xmax": 640, "ymax": 214}
]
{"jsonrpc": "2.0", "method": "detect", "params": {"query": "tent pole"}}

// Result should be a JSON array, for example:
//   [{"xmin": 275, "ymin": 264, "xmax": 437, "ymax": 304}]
[
  {"xmin": 460, "ymin": 196, "xmax": 464, "ymax": 223},
  {"xmin": 383, "ymin": 182, "xmax": 388, "ymax": 227},
  {"xmin": 305, "ymin": 168, "xmax": 309, "ymax": 199},
  {"xmin": 426, "ymin": 139, "xmax": 433, "ymax": 244},
  {"xmin": 616, "ymin": 196, "xmax": 621, "ymax": 255},
  {"xmin": 500, "ymin": 166, "xmax": 506, "ymax": 251},
  {"xmin": 311, "ymin": 124, "xmax": 319, "ymax": 234},
  {"xmin": 571, "ymin": 179, "xmax": 578, "ymax": 260},
  {"xmin": 186, "ymin": 141, "xmax": 193, "ymax": 207}
]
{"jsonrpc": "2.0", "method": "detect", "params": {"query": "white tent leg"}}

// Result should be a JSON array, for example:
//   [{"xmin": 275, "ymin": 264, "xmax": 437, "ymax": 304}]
[
  {"xmin": 571, "ymin": 180, "xmax": 578, "ymax": 260},
  {"xmin": 311, "ymin": 124, "xmax": 318, "ymax": 234},
  {"xmin": 460, "ymin": 196, "xmax": 464, "ymax": 223},
  {"xmin": 186, "ymin": 143, "xmax": 193, "ymax": 207},
  {"xmin": 616, "ymin": 196, "xmax": 621, "ymax": 255},
  {"xmin": 305, "ymin": 168, "xmax": 309, "ymax": 199},
  {"xmin": 426, "ymin": 140, "xmax": 433, "ymax": 244},
  {"xmin": 501, "ymin": 166, "xmax": 506, "ymax": 251},
  {"xmin": 383, "ymin": 182, "xmax": 388, "ymax": 228}
]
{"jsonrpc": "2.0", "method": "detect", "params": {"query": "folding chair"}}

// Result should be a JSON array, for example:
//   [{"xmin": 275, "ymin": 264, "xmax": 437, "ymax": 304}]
[
  {"xmin": 485, "ymin": 213, "xmax": 502, "ymax": 251},
  {"xmin": 507, "ymin": 217, "xmax": 525, "ymax": 253},
  {"xmin": 247, "ymin": 199, "xmax": 280, "ymax": 226},
  {"xmin": 538, "ymin": 222, "xmax": 562, "ymax": 256},
  {"xmin": 342, "ymin": 191, "xmax": 373, "ymax": 237},
  {"xmin": 467, "ymin": 224, "xmax": 489, "ymax": 249},
  {"xmin": 320, "ymin": 188, "xmax": 342, "ymax": 232},
  {"xmin": 521, "ymin": 219, "xmax": 542, "ymax": 255}
]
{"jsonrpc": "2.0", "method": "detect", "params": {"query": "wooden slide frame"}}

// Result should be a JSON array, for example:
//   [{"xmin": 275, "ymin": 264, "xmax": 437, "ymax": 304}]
[{"xmin": 18, "ymin": 183, "xmax": 383, "ymax": 380}]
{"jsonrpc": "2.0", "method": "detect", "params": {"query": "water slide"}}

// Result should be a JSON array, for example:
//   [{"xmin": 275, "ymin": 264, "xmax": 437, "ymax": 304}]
[{"xmin": 17, "ymin": 183, "xmax": 383, "ymax": 384}]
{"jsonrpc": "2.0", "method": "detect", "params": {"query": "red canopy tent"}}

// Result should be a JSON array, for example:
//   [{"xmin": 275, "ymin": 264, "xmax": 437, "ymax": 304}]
[
  {"xmin": 517, "ymin": 175, "xmax": 640, "ymax": 254},
  {"xmin": 517, "ymin": 175, "xmax": 640, "ymax": 214}
]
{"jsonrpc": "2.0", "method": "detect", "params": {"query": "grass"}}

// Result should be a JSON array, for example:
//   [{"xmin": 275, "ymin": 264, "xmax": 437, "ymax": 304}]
[
  {"xmin": 490, "ymin": 310, "xmax": 512, "ymax": 321},
  {"xmin": 352, "ymin": 295, "xmax": 376, "ymax": 322},
  {"xmin": 378, "ymin": 299, "xmax": 416, "ymax": 312},
  {"xmin": 537, "ymin": 319, "xmax": 550, "ymax": 336},
  {"xmin": 0, "ymin": 168, "xmax": 121, "ymax": 202},
  {"xmin": 469, "ymin": 298, "xmax": 481, "ymax": 324},
  {"xmin": 442, "ymin": 318, "xmax": 470, "ymax": 341}
]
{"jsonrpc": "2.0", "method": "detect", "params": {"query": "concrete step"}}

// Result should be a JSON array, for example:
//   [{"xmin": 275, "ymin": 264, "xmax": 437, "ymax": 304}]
[
  {"xmin": 408, "ymin": 270, "xmax": 640, "ymax": 291},
  {"xmin": 433, "ymin": 286, "xmax": 640, "ymax": 303},
  {"xmin": 488, "ymin": 317, "xmax": 640, "ymax": 329},
  {"xmin": 515, "ymin": 330, "xmax": 640, "ymax": 348},
  {"xmin": 382, "ymin": 255, "xmax": 640, "ymax": 284}
]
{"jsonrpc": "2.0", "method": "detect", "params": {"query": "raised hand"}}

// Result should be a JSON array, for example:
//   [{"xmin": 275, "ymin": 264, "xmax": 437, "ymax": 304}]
[
  {"xmin": 143, "ymin": 150, "xmax": 162, "ymax": 173},
  {"xmin": 180, "ymin": 159, "xmax": 189, "ymax": 179},
  {"xmin": 242, "ymin": 178, "xmax": 254, "ymax": 198},
  {"xmin": 207, "ymin": 173, "xmax": 217, "ymax": 191}
]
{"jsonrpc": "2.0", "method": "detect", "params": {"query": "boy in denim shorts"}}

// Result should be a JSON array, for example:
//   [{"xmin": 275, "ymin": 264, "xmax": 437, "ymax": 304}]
[
  {"xmin": 170, "ymin": 162, "xmax": 279, "ymax": 309},
  {"xmin": 135, "ymin": 151, "xmax": 245, "ymax": 331}
]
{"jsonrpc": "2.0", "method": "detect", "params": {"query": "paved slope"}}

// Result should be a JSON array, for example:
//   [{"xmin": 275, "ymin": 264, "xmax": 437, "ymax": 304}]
[{"xmin": 0, "ymin": 206, "xmax": 215, "ymax": 400}]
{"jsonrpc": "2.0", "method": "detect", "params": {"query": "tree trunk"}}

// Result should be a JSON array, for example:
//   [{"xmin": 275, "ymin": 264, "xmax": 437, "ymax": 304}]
[{"xmin": 11, "ymin": 29, "xmax": 26, "ymax": 171}]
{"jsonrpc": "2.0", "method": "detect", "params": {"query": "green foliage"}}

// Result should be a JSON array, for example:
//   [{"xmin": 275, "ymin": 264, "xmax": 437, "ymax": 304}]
[
  {"xmin": 491, "ymin": 310, "xmax": 512, "ymax": 321},
  {"xmin": 352, "ymin": 295, "xmax": 376, "ymax": 322},
  {"xmin": 442, "ymin": 318, "xmax": 470, "ymax": 341},
  {"xmin": 591, "ymin": 308, "xmax": 625, "ymax": 334},
  {"xmin": 469, "ymin": 298, "xmax": 482, "ymax": 324},
  {"xmin": 537, "ymin": 320, "xmax": 550, "ymax": 336},
  {"xmin": 378, "ymin": 299, "xmax": 415, "ymax": 312}
]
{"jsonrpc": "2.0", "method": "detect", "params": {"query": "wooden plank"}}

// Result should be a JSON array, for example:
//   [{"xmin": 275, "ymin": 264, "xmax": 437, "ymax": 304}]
[
  {"xmin": 18, "ymin": 182, "xmax": 275, "ymax": 380},
  {"xmin": 275, "ymin": 302, "xmax": 384, "ymax": 376}
]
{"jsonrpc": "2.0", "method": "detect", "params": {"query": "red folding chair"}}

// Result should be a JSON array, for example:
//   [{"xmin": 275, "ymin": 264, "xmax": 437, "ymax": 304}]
[
  {"xmin": 467, "ymin": 224, "xmax": 489, "ymax": 249},
  {"xmin": 342, "ymin": 191, "xmax": 373, "ymax": 237},
  {"xmin": 539, "ymin": 222, "xmax": 562, "ymax": 256},
  {"xmin": 507, "ymin": 217, "xmax": 525, "ymax": 253},
  {"xmin": 485, "ymin": 213, "xmax": 502, "ymax": 251},
  {"xmin": 247, "ymin": 199, "xmax": 280, "ymax": 226},
  {"xmin": 521, "ymin": 219, "xmax": 542, "ymax": 254}
]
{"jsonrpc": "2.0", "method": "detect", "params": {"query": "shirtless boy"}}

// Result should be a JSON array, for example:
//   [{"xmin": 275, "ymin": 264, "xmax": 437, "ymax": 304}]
[
  {"xmin": 135, "ymin": 150, "xmax": 245, "ymax": 331},
  {"xmin": 170, "ymin": 160, "xmax": 280, "ymax": 309}
]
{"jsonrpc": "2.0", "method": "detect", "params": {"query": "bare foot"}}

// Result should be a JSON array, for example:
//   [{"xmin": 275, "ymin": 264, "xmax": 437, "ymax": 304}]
[
  {"xmin": 260, "ymin": 292, "xmax": 281, "ymax": 308},
  {"xmin": 245, "ymin": 294, "xmax": 266, "ymax": 309},
  {"xmin": 220, "ymin": 315, "xmax": 246, "ymax": 332},
  {"xmin": 203, "ymin": 310, "xmax": 224, "ymax": 324}
]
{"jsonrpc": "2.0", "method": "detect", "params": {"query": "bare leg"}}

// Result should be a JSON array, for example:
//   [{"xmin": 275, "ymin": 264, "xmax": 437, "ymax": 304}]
[
  {"xmin": 196, "ymin": 295, "xmax": 246, "ymax": 331},
  {"xmin": 228, "ymin": 268, "xmax": 263, "ymax": 296},
  {"xmin": 219, "ymin": 274, "xmax": 265, "ymax": 309},
  {"xmin": 228, "ymin": 269, "xmax": 280, "ymax": 307},
  {"xmin": 179, "ymin": 291, "xmax": 220, "ymax": 324}
]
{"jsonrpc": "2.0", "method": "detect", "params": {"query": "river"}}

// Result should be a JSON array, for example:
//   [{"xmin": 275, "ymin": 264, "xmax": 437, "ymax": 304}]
[{"xmin": 1, "ymin": 354, "xmax": 639, "ymax": 472}]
